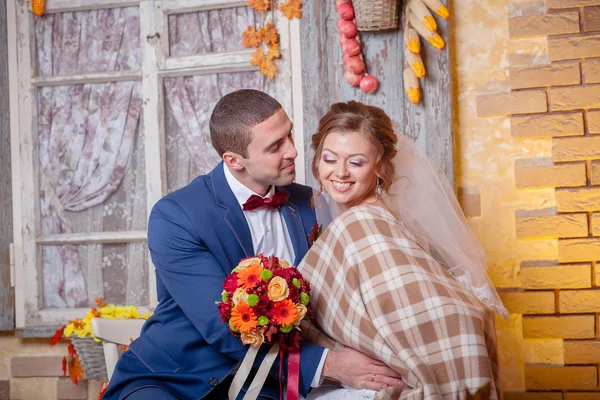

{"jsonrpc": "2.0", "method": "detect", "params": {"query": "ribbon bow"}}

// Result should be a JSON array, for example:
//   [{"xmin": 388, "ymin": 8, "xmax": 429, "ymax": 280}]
[{"xmin": 242, "ymin": 191, "xmax": 287, "ymax": 211}]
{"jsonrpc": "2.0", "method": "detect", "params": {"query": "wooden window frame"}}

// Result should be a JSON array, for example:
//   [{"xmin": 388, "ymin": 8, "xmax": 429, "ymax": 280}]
[{"xmin": 8, "ymin": 0, "xmax": 305, "ymax": 333}]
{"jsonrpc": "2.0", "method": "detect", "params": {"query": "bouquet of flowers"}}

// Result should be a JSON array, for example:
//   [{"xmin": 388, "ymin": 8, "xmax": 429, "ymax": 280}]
[{"xmin": 217, "ymin": 254, "xmax": 311, "ymax": 400}]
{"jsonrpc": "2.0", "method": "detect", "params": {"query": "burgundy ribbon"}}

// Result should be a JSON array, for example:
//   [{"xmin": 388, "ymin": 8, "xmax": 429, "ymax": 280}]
[{"xmin": 278, "ymin": 331, "xmax": 301, "ymax": 400}]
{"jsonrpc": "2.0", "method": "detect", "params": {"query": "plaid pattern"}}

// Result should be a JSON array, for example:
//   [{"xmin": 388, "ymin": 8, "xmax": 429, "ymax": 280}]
[{"xmin": 299, "ymin": 206, "xmax": 499, "ymax": 399}]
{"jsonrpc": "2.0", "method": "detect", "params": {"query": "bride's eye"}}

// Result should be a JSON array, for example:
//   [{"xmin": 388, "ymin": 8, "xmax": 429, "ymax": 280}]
[
  {"xmin": 323, "ymin": 157, "xmax": 336, "ymax": 163},
  {"xmin": 350, "ymin": 161, "xmax": 364, "ymax": 167}
]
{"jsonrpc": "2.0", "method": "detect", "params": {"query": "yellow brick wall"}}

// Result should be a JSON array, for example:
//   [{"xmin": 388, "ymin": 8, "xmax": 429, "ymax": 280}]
[{"xmin": 457, "ymin": 0, "xmax": 600, "ymax": 396}]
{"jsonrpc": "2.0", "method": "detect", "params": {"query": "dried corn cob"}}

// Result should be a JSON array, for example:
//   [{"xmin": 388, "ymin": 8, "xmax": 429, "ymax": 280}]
[
  {"xmin": 409, "ymin": 12, "xmax": 445, "ymax": 49},
  {"xmin": 403, "ymin": 67, "xmax": 421, "ymax": 104},
  {"xmin": 31, "ymin": 0, "xmax": 45, "ymax": 16},
  {"xmin": 422, "ymin": 0, "xmax": 449, "ymax": 18},
  {"xmin": 404, "ymin": 27, "xmax": 421, "ymax": 54},
  {"xmin": 409, "ymin": 0, "xmax": 437, "ymax": 32}
]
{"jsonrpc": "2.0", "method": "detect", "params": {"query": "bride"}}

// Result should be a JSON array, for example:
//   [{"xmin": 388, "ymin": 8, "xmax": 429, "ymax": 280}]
[{"xmin": 299, "ymin": 101, "xmax": 507, "ymax": 399}]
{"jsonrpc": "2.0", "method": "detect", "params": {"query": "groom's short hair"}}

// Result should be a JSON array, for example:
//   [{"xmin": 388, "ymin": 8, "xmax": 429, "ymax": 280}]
[{"xmin": 210, "ymin": 89, "xmax": 282, "ymax": 158}]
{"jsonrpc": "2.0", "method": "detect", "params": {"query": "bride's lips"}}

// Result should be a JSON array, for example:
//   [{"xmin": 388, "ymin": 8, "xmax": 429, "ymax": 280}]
[{"xmin": 330, "ymin": 180, "xmax": 354, "ymax": 193}]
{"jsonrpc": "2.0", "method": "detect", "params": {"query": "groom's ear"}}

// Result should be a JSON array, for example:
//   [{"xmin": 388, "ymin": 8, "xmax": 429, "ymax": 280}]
[{"xmin": 223, "ymin": 151, "xmax": 245, "ymax": 171}]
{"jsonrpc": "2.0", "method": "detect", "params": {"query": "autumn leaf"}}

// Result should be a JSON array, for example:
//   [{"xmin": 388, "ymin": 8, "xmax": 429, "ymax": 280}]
[
  {"xmin": 98, "ymin": 382, "xmax": 109, "ymax": 400},
  {"xmin": 68, "ymin": 356, "xmax": 85, "ymax": 385},
  {"xmin": 62, "ymin": 357, "xmax": 67, "ymax": 375},
  {"xmin": 242, "ymin": 26, "xmax": 261, "ymax": 48},
  {"xmin": 279, "ymin": 0, "xmax": 302, "ymax": 19},
  {"xmin": 248, "ymin": 0, "xmax": 270, "ymax": 12},
  {"xmin": 250, "ymin": 49, "xmax": 266, "ymax": 67},
  {"xmin": 267, "ymin": 44, "xmax": 281, "ymax": 60},
  {"xmin": 95, "ymin": 297, "xmax": 106, "ymax": 308},
  {"xmin": 262, "ymin": 23, "xmax": 279, "ymax": 46},
  {"xmin": 49, "ymin": 325, "xmax": 66, "ymax": 346},
  {"xmin": 262, "ymin": 60, "xmax": 277, "ymax": 79}
]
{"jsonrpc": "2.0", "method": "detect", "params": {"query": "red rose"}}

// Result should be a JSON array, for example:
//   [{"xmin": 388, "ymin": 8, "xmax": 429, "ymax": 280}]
[{"xmin": 223, "ymin": 273, "xmax": 239, "ymax": 295}]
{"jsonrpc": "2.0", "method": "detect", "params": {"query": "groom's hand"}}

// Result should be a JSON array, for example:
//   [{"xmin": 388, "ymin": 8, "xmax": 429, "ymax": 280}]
[{"xmin": 321, "ymin": 347, "xmax": 404, "ymax": 391}]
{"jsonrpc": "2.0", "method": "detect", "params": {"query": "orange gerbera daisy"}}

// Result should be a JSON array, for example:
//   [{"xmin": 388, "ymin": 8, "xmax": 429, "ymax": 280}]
[
  {"xmin": 230, "ymin": 303, "xmax": 259, "ymax": 333},
  {"xmin": 237, "ymin": 264, "xmax": 263, "ymax": 289},
  {"xmin": 272, "ymin": 299, "xmax": 298, "ymax": 326}
]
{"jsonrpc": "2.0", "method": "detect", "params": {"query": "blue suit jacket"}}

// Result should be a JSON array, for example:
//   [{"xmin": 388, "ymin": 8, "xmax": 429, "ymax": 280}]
[{"xmin": 103, "ymin": 163, "xmax": 325, "ymax": 400}]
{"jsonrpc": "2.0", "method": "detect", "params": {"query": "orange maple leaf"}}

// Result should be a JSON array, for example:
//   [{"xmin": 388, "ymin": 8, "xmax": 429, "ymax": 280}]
[
  {"xmin": 279, "ymin": 0, "xmax": 302, "ymax": 19},
  {"xmin": 250, "ymin": 49, "xmax": 266, "ymax": 67},
  {"xmin": 262, "ymin": 60, "xmax": 277, "ymax": 79},
  {"xmin": 242, "ymin": 26, "xmax": 261, "ymax": 48},
  {"xmin": 262, "ymin": 23, "xmax": 279, "ymax": 46},
  {"xmin": 97, "ymin": 382, "xmax": 109, "ymax": 400},
  {"xmin": 267, "ymin": 44, "xmax": 281, "ymax": 60},
  {"xmin": 248, "ymin": 0, "xmax": 270, "ymax": 12},
  {"xmin": 68, "ymin": 356, "xmax": 85, "ymax": 385}
]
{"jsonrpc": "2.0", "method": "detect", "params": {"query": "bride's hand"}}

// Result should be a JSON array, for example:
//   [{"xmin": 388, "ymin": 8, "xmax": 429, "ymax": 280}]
[{"xmin": 321, "ymin": 347, "xmax": 404, "ymax": 391}]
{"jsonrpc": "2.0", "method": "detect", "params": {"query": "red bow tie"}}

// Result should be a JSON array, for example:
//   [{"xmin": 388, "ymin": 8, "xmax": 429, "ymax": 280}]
[{"xmin": 242, "ymin": 191, "xmax": 287, "ymax": 211}]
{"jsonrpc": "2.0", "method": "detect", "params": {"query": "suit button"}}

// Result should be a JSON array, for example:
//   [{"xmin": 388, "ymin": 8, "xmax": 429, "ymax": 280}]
[{"xmin": 209, "ymin": 377, "xmax": 218, "ymax": 387}]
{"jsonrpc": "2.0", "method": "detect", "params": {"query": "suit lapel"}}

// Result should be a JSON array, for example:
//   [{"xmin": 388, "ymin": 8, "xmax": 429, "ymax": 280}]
[
  {"xmin": 210, "ymin": 163, "xmax": 254, "ymax": 259},
  {"xmin": 278, "ymin": 188, "xmax": 310, "ymax": 266}
]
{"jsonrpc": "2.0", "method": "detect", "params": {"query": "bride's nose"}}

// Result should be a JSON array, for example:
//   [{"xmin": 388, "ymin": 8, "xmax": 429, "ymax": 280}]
[{"xmin": 335, "ymin": 162, "xmax": 349, "ymax": 177}]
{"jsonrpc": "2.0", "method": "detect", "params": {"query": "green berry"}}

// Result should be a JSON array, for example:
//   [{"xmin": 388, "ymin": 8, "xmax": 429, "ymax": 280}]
[
  {"xmin": 222, "ymin": 293, "xmax": 229, "ymax": 302},
  {"xmin": 300, "ymin": 292, "xmax": 310, "ymax": 306},
  {"xmin": 261, "ymin": 270, "xmax": 273, "ymax": 280},
  {"xmin": 292, "ymin": 278, "xmax": 301, "ymax": 289},
  {"xmin": 229, "ymin": 322, "xmax": 239, "ymax": 332},
  {"xmin": 258, "ymin": 316, "xmax": 269, "ymax": 325},
  {"xmin": 280, "ymin": 325, "xmax": 293, "ymax": 333},
  {"xmin": 247, "ymin": 294, "xmax": 259, "ymax": 307}
]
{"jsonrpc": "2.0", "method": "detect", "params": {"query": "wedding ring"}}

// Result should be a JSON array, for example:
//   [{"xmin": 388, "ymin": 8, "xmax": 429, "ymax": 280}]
[{"xmin": 371, "ymin": 373, "xmax": 376, "ymax": 382}]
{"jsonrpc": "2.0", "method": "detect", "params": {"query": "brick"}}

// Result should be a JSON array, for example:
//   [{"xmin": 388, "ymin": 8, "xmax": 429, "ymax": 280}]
[
  {"xmin": 504, "ymin": 394, "xmax": 562, "ymax": 400},
  {"xmin": 561, "ymin": 289, "xmax": 600, "ymax": 312},
  {"xmin": 476, "ymin": 91, "xmax": 547, "ymax": 117},
  {"xmin": 521, "ymin": 264, "xmax": 592, "ymax": 289},
  {"xmin": 458, "ymin": 193, "xmax": 481, "ymax": 217},
  {"xmin": 548, "ymin": 0, "xmax": 600, "ymax": 7},
  {"xmin": 11, "ymin": 355, "xmax": 64, "ymax": 377},
  {"xmin": 584, "ymin": 6, "xmax": 600, "ymax": 32},
  {"xmin": 499, "ymin": 291, "xmax": 555, "ymax": 314},
  {"xmin": 583, "ymin": 59, "xmax": 600, "ymax": 84},
  {"xmin": 553, "ymin": 136, "xmax": 600, "ymax": 161},
  {"xmin": 592, "ymin": 213, "xmax": 600, "ymax": 235},
  {"xmin": 549, "ymin": 34, "xmax": 600, "ymax": 61},
  {"xmin": 525, "ymin": 365, "xmax": 597, "ymax": 390},
  {"xmin": 0, "ymin": 380, "xmax": 8, "ymax": 400},
  {"xmin": 550, "ymin": 85, "xmax": 600, "ymax": 111},
  {"xmin": 56, "ymin": 377, "xmax": 87, "ymax": 399},
  {"xmin": 565, "ymin": 394, "xmax": 600, "ymax": 400},
  {"xmin": 512, "ymin": 112, "xmax": 584, "ymax": 139},
  {"xmin": 509, "ymin": 12, "xmax": 580, "ymax": 38},
  {"xmin": 510, "ymin": 61, "xmax": 581, "ymax": 89},
  {"xmin": 523, "ymin": 339, "xmax": 564, "ymax": 364},
  {"xmin": 523, "ymin": 315, "xmax": 596, "ymax": 339},
  {"xmin": 589, "ymin": 110, "xmax": 600, "ymax": 134},
  {"xmin": 564, "ymin": 340, "xmax": 600, "ymax": 364},
  {"xmin": 556, "ymin": 188, "xmax": 600, "ymax": 211},
  {"xmin": 559, "ymin": 238, "xmax": 600, "ymax": 262},
  {"xmin": 516, "ymin": 214, "xmax": 588, "ymax": 239},
  {"xmin": 517, "ymin": 163, "xmax": 586, "ymax": 189}
]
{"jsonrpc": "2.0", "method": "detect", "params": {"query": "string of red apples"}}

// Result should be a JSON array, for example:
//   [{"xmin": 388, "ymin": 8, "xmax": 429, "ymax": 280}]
[{"xmin": 335, "ymin": 0, "xmax": 379, "ymax": 94}]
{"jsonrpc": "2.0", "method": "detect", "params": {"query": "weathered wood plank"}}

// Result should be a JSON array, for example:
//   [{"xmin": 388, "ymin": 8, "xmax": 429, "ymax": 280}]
[
  {"xmin": 31, "ymin": 70, "xmax": 142, "ymax": 87},
  {"xmin": 299, "ymin": 0, "xmax": 454, "ymax": 188},
  {"xmin": 0, "ymin": 0, "xmax": 15, "ymax": 331},
  {"xmin": 36, "ymin": 231, "xmax": 148, "ymax": 245}
]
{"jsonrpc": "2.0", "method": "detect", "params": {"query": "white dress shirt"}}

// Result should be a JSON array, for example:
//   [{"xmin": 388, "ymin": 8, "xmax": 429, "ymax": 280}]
[{"xmin": 223, "ymin": 165, "xmax": 328, "ymax": 393}]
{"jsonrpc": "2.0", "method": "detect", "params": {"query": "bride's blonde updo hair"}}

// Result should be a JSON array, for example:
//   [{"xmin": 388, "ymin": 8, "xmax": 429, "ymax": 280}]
[{"xmin": 311, "ymin": 101, "xmax": 398, "ymax": 202}]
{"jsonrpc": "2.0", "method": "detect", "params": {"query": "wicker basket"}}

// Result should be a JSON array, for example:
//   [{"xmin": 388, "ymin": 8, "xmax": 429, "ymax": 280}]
[
  {"xmin": 353, "ymin": 0, "xmax": 400, "ymax": 31},
  {"xmin": 70, "ymin": 337, "xmax": 108, "ymax": 381}
]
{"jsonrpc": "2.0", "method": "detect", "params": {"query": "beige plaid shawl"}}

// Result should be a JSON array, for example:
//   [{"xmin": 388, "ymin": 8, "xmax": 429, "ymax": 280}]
[{"xmin": 298, "ymin": 205, "xmax": 499, "ymax": 399}]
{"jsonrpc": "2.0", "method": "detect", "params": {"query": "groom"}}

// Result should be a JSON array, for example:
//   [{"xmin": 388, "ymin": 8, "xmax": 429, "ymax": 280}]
[{"xmin": 103, "ymin": 89, "xmax": 403, "ymax": 399}]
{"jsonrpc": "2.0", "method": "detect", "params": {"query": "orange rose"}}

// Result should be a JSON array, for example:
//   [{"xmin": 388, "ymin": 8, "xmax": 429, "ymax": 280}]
[
  {"xmin": 241, "ymin": 331, "xmax": 264, "ymax": 347},
  {"xmin": 294, "ymin": 304, "xmax": 307, "ymax": 326},
  {"xmin": 238, "ymin": 257, "xmax": 262, "ymax": 271},
  {"xmin": 268, "ymin": 276, "xmax": 289, "ymax": 301},
  {"xmin": 233, "ymin": 288, "xmax": 249, "ymax": 305}
]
